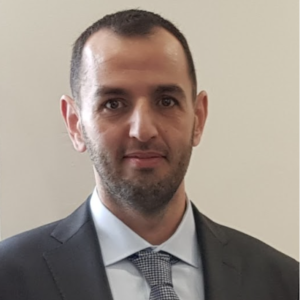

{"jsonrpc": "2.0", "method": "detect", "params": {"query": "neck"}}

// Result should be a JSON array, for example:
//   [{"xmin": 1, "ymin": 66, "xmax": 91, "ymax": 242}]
[{"xmin": 95, "ymin": 175, "xmax": 187, "ymax": 245}]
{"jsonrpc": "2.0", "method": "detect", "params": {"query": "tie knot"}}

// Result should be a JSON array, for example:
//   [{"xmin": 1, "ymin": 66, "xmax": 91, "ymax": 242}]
[{"xmin": 128, "ymin": 248, "xmax": 179, "ymax": 287}]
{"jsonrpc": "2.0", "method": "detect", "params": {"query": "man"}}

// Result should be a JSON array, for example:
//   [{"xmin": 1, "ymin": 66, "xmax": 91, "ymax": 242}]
[{"xmin": 0, "ymin": 9, "xmax": 298, "ymax": 300}]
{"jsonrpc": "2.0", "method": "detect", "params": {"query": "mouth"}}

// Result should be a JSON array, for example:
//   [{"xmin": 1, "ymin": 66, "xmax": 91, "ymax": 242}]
[{"xmin": 123, "ymin": 151, "xmax": 166, "ymax": 168}]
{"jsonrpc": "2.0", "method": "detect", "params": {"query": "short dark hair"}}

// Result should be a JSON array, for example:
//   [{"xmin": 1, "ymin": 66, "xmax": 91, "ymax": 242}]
[{"xmin": 70, "ymin": 9, "xmax": 197, "ymax": 105}]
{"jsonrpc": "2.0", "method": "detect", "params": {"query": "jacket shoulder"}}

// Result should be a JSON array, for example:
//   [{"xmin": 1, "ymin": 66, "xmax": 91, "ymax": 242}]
[
  {"xmin": 0, "ymin": 198, "xmax": 91, "ymax": 257},
  {"xmin": 200, "ymin": 212, "xmax": 299, "ymax": 279},
  {"xmin": 0, "ymin": 200, "xmax": 92, "ymax": 300},
  {"xmin": 0, "ymin": 220, "xmax": 62, "ymax": 262}
]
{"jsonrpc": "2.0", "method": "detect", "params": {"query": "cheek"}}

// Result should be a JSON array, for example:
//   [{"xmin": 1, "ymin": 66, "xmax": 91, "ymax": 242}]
[
  {"xmin": 95, "ymin": 126, "xmax": 126, "ymax": 156},
  {"xmin": 162, "ymin": 123, "xmax": 193, "ymax": 148},
  {"xmin": 170, "ymin": 115, "xmax": 194, "ymax": 136}
]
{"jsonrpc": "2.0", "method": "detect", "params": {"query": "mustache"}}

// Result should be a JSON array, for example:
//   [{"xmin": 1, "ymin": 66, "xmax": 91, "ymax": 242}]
[{"xmin": 118, "ymin": 141, "xmax": 169, "ymax": 157}]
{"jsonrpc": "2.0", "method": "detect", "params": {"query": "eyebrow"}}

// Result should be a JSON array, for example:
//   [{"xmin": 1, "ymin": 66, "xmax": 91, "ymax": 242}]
[
  {"xmin": 153, "ymin": 84, "xmax": 186, "ymax": 99},
  {"xmin": 94, "ymin": 86, "xmax": 129, "ymax": 99},
  {"xmin": 94, "ymin": 84, "xmax": 186, "ymax": 100}
]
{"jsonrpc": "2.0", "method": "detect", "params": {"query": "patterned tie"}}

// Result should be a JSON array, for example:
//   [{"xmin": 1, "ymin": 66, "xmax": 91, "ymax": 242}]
[{"xmin": 128, "ymin": 248, "xmax": 180, "ymax": 300}]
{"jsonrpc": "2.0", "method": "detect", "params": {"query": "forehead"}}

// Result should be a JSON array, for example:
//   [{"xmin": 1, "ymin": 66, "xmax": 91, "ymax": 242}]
[{"xmin": 81, "ymin": 28, "xmax": 191, "ymax": 96}]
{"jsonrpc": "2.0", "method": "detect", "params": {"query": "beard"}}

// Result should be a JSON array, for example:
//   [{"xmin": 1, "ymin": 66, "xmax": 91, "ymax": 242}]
[{"xmin": 82, "ymin": 126, "xmax": 194, "ymax": 216}]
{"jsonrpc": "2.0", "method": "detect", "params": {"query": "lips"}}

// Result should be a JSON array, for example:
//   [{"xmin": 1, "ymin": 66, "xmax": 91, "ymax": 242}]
[
  {"xmin": 124, "ymin": 151, "xmax": 165, "ymax": 159},
  {"xmin": 123, "ymin": 151, "xmax": 166, "ymax": 168}
]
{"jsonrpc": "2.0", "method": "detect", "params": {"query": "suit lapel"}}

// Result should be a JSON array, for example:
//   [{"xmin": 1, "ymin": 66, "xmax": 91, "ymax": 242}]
[
  {"xmin": 192, "ymin": 204, "xmax": 241, "ymax": 300},
  {"xmin": 43, "ymin": 199, "xmax": 114, "ymax": 300}
]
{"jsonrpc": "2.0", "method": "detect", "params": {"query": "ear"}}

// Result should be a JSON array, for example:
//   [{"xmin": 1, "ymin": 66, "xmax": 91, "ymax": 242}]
[
  {"xmin": 192, "ymin": 90, "xmax": 208, "ymax": 147},
  {"xmin": 60, "ymin": 95, "xmax": 86, "ymax": 152}
]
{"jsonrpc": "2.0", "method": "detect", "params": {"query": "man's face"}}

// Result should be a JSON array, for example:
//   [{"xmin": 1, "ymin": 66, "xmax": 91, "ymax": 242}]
[{"xmin": 66, "ymin": 28, "xmax": 207, "ymax": 215}]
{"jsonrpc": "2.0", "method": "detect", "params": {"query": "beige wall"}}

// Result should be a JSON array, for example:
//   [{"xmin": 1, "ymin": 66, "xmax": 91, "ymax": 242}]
[{"xmin": 0, "ymin": 1, "xmax": 298, "ymax": 260}]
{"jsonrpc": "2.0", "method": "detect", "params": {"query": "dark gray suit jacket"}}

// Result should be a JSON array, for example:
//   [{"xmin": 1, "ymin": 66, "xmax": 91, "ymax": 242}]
[{"xmin": 0, "ymin": 197, "xmax": 298, "ymax": 300}]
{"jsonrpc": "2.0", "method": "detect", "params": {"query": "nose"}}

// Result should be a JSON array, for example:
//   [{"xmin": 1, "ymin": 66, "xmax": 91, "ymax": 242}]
[{"xmin": 129, "ymin": 100, "xmax": 158, "ymax": 142}]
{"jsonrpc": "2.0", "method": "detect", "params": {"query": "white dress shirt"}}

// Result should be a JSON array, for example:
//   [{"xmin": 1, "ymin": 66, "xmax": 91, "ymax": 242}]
[{"xmin": 90, "ymin": 188, "xmax": 205, "ymax": 300}]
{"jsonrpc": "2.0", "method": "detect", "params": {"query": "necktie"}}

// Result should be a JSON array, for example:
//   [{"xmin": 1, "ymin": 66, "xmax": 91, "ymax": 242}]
[{"xmin": 128, "ymin": 248, "xmax": 180, "ymax": 300}]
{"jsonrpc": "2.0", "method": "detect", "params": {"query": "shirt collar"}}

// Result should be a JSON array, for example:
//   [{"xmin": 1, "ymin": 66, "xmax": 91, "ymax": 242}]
[{"xmin": 90, "ymin": 188, "xmax": 200, "ymax": 268}]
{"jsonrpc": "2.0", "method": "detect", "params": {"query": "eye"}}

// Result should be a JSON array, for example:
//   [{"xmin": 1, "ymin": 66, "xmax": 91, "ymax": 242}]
[
  {"xmin": 159, "ymin": 97, "xmax": 177, "ymax": 107},
  {"xmin": 104, "ymin": 99, "xmax": 123, "ymax": 110}
]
